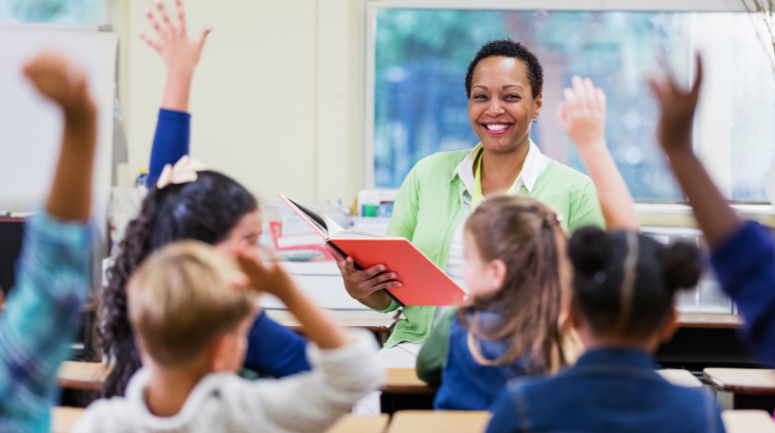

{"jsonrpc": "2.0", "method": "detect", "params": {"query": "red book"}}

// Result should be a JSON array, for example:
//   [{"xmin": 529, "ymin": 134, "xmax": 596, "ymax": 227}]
[{"xmin": 279, "ymin": 194, "xmax": 469, "ymax": 307}]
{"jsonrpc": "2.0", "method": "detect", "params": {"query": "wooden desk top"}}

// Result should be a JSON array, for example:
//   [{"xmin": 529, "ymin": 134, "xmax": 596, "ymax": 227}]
[
  {"xmin": 57, "ymin": 361, "xmax": 112, "ymax": 390},
  {"xmin": 383, "ymin": 368, "xmax": 437, "ymax": 394},
  {"xmin": 387, "ymin": 410, "xmax": 492, "ymax": 433},
  {"xmin": 266, "ymin": 309, "xmax": 395, "ymax": 334},
  {"xmin": 678, "ymin": 313, "xmax": 744, "ymax": 329},
  {"xmin": 704, "ymin": 368, "xmax": 775, "ymax": 395},
  {"xmin": 52, "ymin": 407, "xmax": 85, "ymax": 433},
  {"xmin": 658, "ymin": 369, "xmax": 703, "ymax": 388},
  {"xmin": 722, "ymin": 410, "xmax": 775, "ymax": 433},
  {"xmin": 325, "ymin": 414, "xmax": 389, "ymax": 433}
]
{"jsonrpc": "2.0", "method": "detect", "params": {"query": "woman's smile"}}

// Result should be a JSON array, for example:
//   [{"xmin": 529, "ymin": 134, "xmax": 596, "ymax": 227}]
[{"xmin": 480, "ymin": 122, "xmax": 515, "ymax": 135}]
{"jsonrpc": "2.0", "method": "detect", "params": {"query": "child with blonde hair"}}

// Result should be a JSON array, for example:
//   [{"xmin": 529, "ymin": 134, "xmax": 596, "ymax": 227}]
[{"xmin": 76, "ymin": 243, "xmax": 383, "ymax": 432}]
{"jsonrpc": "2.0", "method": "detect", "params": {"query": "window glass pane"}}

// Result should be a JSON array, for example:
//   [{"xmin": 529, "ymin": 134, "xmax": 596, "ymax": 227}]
[
  {"xmin": 0, "ymin": 0, "xmax": 105, "ymax": 25},
  {"xmin": 373, "ymin": 10, "xmax": 775, "ymax": 203}
]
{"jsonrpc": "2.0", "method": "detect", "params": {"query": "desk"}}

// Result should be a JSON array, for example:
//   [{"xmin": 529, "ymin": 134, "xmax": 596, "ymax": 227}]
[
  {"xmin": 704, "ymin": 368, "xmax": 775, "ymax": 395},
  {"xmin": 722, "ymin": 410, "xmax": 775, "ymax": 433},
  {"xmin": 705, "ymin": 368, "xmax": 775, "ymax": 412},
  {"xmin": 384, "ymin": 368, "xmax": 436, "ymax": 395},
  {"xmin": 57, "ymin": 361, "xmax": 112, "ymax": 390},
  {"xmin": 658, "ymin": 369, "xmax": 703, "ymax": 388},
  {"xmin": 387, "ymin": 410, "xmax": 492, "ymax": 433},
  {"xmin": 265, "ymin": 309, "xmax": 395, "ymax": 335},
  {"xmin": 325, "ymin": 414, "xmax": 389, "ymax": 433},
  {"xmin": 678, "ymin": 313, "xmax": 744, "ymax": 329},
  {"xmin": 52, "ymin": 407, "xmax": 84, "ymax": 433}
]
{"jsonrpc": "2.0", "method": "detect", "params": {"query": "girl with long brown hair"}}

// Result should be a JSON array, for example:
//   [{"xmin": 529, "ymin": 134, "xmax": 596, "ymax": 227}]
[{"xmin": 416, "ymin": 74, "xmax": 639, "ymax": 410}]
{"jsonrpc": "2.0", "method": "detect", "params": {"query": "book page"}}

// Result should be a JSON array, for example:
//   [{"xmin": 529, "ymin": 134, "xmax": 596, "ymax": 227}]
[
  {"xmin": 287, "ymin": 197, "xmax": 330, "ymax": 237},
  {"xmin": 331, "ymin": 229, "xmax": 402, "ymax": 240}
]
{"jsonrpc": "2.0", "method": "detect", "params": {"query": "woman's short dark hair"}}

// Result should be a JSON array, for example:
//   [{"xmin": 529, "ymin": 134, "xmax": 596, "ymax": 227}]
[
  {"xmin": 465, "ymin": 39, "xmax": 544, "ymax": 100},
  {"xmin": 568, "ymin": 227, "xmax": 701, "ymax": 339},
  {"xmin": 99, "ymin": 170, "xmax": 258, "ymax": 398}
]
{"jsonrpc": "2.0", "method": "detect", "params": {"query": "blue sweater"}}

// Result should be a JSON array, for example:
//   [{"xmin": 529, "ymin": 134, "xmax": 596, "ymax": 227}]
[
  {"xmin": 436, "ymin": 313, "xmax": 530, "ymax": 410},
  {"xmin": 711, "ymin": 221, "xmax": 775, "ymax": 367},
  {"xmin": 486, "ymin": 348, "xmax": 725, "ymax": 433},
  {"xmin": 148, "ymin": 108, "xmax": 311, "ymax": 377}
]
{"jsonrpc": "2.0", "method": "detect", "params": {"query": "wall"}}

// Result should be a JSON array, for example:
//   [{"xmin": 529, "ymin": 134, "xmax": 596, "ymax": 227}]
[{"xmin": 115, "ymin": 0, "xmax": 362, "ymax": 213}]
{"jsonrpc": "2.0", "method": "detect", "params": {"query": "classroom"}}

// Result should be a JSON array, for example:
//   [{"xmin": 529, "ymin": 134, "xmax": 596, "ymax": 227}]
[{"xmin": 2, "ymin": 0, "xmax": 775, "ymax": 432}]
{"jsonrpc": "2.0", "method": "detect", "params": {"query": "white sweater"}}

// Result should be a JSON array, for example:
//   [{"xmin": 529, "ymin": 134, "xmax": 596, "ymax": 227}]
[{"xmin": 73, "ymin": 330, "xmax": 383, "ymax": 433}]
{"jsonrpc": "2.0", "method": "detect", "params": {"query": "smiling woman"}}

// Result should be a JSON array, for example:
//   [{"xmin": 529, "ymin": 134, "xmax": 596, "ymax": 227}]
[{"xmin": 331, "ymin": 39, "xmax": 606, "ymax": 416}]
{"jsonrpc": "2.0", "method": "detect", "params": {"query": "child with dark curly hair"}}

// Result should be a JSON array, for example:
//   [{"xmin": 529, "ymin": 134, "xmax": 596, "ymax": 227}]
[{"xmin": 100, "ymin": 0, "xmax": 310, "ymax": 399}]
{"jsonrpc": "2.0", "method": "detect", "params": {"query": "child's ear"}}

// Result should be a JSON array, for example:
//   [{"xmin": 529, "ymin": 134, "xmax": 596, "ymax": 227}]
[
  {"xmin": 657, "ymin": 308, "xmax": 679, "ymax": 344},
  {"xmin": 490, "ymin": 259, "xmax": 507, "ymax": 291},
  {"xmin": 568, "ymin": 301, "xmax": 582, "ymax": 329},
  {"xmin": 210, "ymin": 333, "xmax": 238, "ymax": 373}
]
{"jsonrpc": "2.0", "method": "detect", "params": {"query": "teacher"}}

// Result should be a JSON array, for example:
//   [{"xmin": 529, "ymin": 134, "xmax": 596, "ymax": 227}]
[{"xmin": 328, "ymin": 39, "xmax": 605, "ymax": 413}]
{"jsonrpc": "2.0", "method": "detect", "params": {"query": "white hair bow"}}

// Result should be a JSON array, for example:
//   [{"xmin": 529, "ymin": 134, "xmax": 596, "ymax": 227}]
[{"xmin": 156, "ymin": 155, "xmax": 207, "ymax": 189}]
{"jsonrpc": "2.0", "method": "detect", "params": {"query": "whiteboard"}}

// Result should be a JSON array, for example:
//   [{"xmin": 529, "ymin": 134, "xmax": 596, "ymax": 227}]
[{"xmin": 0, "ymin": 25, "xmax": 117, "ymax": 227}]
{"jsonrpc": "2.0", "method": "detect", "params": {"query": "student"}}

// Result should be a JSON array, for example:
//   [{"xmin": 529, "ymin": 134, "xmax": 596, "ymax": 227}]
[
  {"xmin": 75, "ymin": 242, "xmax": 383, "ymax": 433},
  {"xmin": 0, "ymin": 53, "xmax": 97, "ymax": 432},
  {"xmin": 649, "ymin": 55, "xmax": 775, "ymax": 367},
  {"xmin": 100, "ymin": 0, "xmax": 310, "ymax": 398},
  {"xmin": 486, "ymin": 226, "xmax": 724, "ymax": 432},
  {"xmin": 416, "ymin": 77, "xmax": 638, "ymax": 410},
  {"xmin": 485, "ymin": 61, "xmax": 725, "ymax": 433}
]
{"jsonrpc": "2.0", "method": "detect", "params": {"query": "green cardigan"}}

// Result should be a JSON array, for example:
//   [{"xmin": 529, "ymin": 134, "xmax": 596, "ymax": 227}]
[{"xmin": 377, "ymin": 149, "xmax": 605, "ymax": 348}]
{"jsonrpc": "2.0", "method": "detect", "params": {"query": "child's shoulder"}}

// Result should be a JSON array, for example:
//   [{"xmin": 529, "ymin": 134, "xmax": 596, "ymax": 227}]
[{"xmin": 73, "ymin": 398, "xmax": 136, "ymax": 432}]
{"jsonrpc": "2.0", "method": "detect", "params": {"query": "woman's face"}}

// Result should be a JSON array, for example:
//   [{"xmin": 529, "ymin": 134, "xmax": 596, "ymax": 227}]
[
  {"xmin": 216, "ymin": 209, "xmax": 263, "ymax": 259},
  {"xmin": 468, "ymin": 56, "xmax": 542, "ymax": 153}
]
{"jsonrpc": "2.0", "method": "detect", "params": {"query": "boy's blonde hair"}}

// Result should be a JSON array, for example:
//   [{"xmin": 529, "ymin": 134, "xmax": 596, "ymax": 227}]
[{"xmin": 126, "ymin": 240, "xmax": 257, "ymax": 367}]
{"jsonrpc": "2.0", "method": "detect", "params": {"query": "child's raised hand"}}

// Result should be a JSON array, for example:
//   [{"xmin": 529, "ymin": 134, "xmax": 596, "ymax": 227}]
[
  {"xmin": 236, "ymin": 249, "xmax": 298, "ymax": 300},
  {"xmin": 557, "ymin": 76, "xmax": 607, "ymax": 150},
  {"xmin": 648, "ymin": 53, "xmax": 703, "ymax": 155},
  {"xmin": 23, "ymin": 52, "xmax": 95, "ymax": 117},
  {"xmin": 138, "ymin": 0, "xmax": 212, "ymax": 77}
]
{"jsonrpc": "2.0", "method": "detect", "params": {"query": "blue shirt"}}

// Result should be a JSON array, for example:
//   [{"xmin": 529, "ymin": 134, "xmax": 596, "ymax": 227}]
[
  {"xmin": 148, "ymin": 108, "xmax": 310, "ymax": 377},
  {"xmin": 711, "ymin": 221, "xmax": 775, "ymax": 367},
  {"xmin": 0, "ymin": 213, "xmax": 92, "ymax": 433},
  {"xmin": 435, "ymin": 312, "xmax": 530, "ymax": 410},
  {"xmin": 486, "ymin": 348, "xmax": 725, "ymax": 433}
]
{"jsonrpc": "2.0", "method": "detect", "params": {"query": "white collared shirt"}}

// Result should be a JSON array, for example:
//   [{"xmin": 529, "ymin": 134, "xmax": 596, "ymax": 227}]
[{"xmin": 444, "ymin": 140, "xmax": 550, "ymax": 289}]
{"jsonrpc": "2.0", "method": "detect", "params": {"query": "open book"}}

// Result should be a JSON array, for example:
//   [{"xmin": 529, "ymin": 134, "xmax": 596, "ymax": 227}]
[{"xmin": 279, "ymin": 194, "xmax": 469, "ymax": 307}]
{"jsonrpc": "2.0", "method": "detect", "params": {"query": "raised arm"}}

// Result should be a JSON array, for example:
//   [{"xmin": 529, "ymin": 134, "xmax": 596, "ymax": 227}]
[
  {"xmin": 138, "ymin": 0, "xmax": 212, "ymax": 186},
  {"xmin": 235, "ymin": 251, "xmax": 381, "ymax": 432},
  {"xmin": 237, "ymin": 251, "xmax": 348, "ymax": 350},
  {"xmin": 0, "ymin": 53, "xmax": 96, "ymax": 431},
  {"xmin": 558, "ymin": 76, "xmax": 639, "ymax": 232},
  {"xmin": 647, "ymin": 55, "xmax": 741, "ymax": 245}
]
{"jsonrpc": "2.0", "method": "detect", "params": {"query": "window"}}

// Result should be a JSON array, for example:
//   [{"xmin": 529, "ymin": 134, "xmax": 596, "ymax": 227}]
[
  {"xmin": 369, "ymin": 6, "xmax": 775, "ymax": 203},
  {"xmin": 0, "ymin": 0, "xmax": 105, "ymax": 24}
]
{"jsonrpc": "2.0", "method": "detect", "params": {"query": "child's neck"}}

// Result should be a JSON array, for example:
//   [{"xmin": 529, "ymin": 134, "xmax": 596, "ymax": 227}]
[
  {"xmin": 578, "ymin": 330, "xmax": 660, "ymax": 353},
  {"xmin": 145, "ymin": 360, "xmax": 212, "ymax": 417}
]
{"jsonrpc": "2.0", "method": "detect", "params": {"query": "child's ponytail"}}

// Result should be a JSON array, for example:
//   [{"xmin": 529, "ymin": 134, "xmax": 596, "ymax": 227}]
[
  {"xmin": 662, "ymin": 242, "xmax": 702, "ymax": 292},
  {"xmin": 99, "ymin": 188, "xmax": 163, "ymax": 398}
]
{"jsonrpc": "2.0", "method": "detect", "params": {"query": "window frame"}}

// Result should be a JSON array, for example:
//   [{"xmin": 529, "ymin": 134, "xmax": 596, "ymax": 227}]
[{"xmin": 360, "ymin": 0, "xmax": 775, "ymax": 216}]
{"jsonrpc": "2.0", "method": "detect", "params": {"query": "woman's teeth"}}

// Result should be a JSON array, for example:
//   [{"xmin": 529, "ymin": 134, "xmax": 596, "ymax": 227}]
[{"xmin": 484, "ymin": 124, "xmax": 510, "ymax": 131}]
